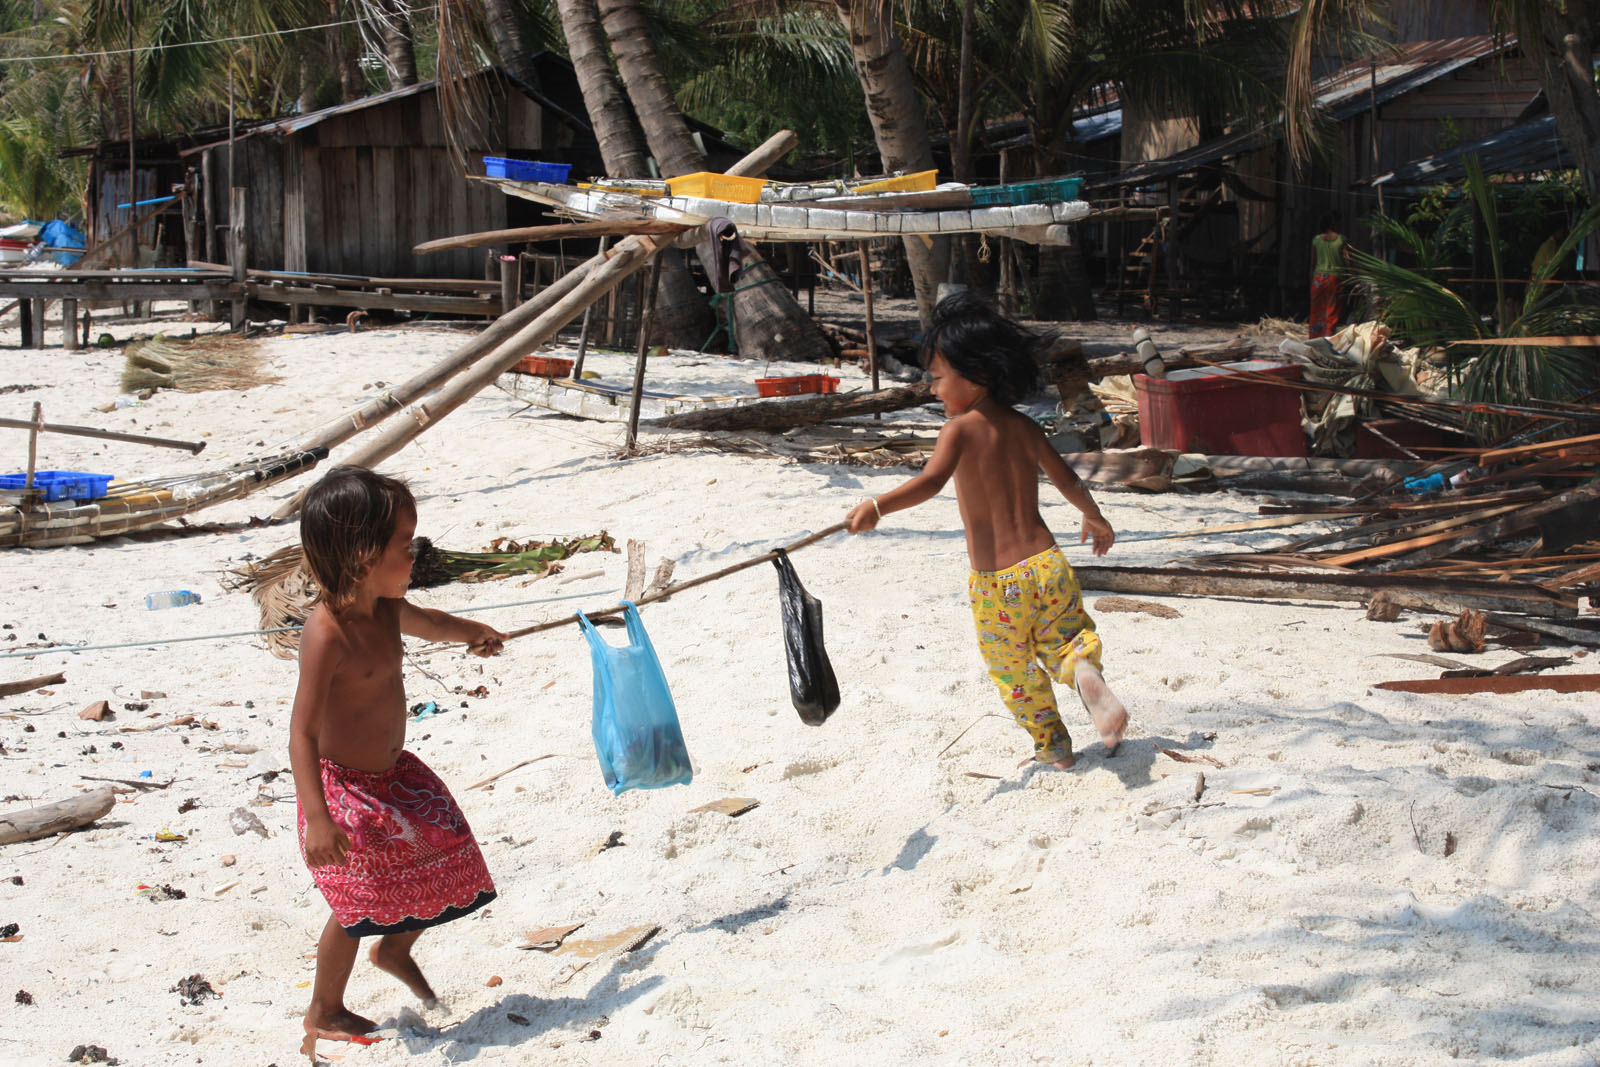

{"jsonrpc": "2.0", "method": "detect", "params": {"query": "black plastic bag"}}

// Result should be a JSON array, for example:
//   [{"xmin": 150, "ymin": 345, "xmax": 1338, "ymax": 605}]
[{"xmin": 772, "ymin": 549, "xmax": 840, "ymax": 725}]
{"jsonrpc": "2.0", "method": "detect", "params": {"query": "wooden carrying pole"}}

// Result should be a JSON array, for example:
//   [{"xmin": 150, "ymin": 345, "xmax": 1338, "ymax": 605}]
[
  {"xmin": 499, "ymin": 522, "xmax": 848, "ymax": 643},
  {"xmin": 0, "ymin": 415, "xmax": 204, "ymax": 453},
  {"xmin": 625, "ymin": 252, "xmax": 666, "ymax": 451},
  {"xmin": 415, "ymin": 219, "xmax": 686, "ymax": 255},
  {"xmin": 24, "ymin": 402, "xmax": 41, "ymax": 490}
]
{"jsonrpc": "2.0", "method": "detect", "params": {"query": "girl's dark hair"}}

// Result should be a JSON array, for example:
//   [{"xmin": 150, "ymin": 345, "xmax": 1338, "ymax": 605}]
[
  {"xmin": 300, "ymin": 466, "xmax": 415, "ymax": 611},
  {"xmin": 919, "ymin": 290, "xmax": 1041, "ymax": 406},
  {"xmin": 1319, "ymin": 212, "xmax": 1341, "ymax": 232}
]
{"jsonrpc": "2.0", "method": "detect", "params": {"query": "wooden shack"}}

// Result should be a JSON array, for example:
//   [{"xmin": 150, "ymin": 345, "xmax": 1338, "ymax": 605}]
[{"xmin": 179, "ymin": 64, "xmax": 598, "ymax": 281}]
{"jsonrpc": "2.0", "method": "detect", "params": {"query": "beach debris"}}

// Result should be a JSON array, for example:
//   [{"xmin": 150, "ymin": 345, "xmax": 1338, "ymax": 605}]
[
  {"xmin": 507, "ymin": 1012, "xmax": 530, "ymax": 1026},
  {"xmin": 66, "ymin": 1044, "xmax": 118, "ymax": 1065},
  {"xmin": 0, "ymin": 787, "xmax": 115, "ymax": 845},
  {"xmin": 1376, "ymin": 674, "xmax": 1600, "ymax": 695},
  {"xmin": 139, "ymin": 884, "xmax": 186, "ymax": 902},
  {"xmin": 468, "ymin": 754, "xmax": 557, "ymax": 791},
  {"xmin": 1376, "ymin": 652, "xmax": 1474, "ymax": 670},
  {"xmin": 1093, "ymin": 596, "xmax": 1182, "ymax": 619},
  {"xmin": 15, "ymin": 989, "xmax": 31, "ymax": 1004},
  {"xmin": 178, "ymin": 797, "xmax": 200, "ymax": 814},
  {"xmin": 1, "ymin": 922, "xmax": 18, "ymax": 939},
  {"xmin": 408, "ymin": 701, "xmax": 439, "ymax": 720},
  {"xmin": 220, "ymin": 855, "xmax": 236, "ymax": 867},
  {"xmin": 0, "ymin": 672, "xmax": 64, "ymax": 699},
  {"xmin": 555, "ymin": 924, "xmax": 660, "ymax": 960},
  {"xmin": 170, "ymin": 974, "xmax": 219, "ymax": 1006},
  {"xmin": 1193, "ymin": 773, "xmax": 1207, "ymax": 801},
  {"xmin": 1428, "ymin": 610, "xmax": 1487, "ymax": 653},
  {"xmin": 596, "ymin": 830, "xmax": 625, "ymax": 853},
  {"xmin": 150, "ymin": 829, "xmax": 187, "ymax": 843},
  {"xmin": 121, "ymin": 333, "xmax": 277, "ymax": 394},
  {"xmin": 625, "ymin": 539, "xmax": 647, "ymax": 601},
  {"xmin": 140, "ymin": 690, "xmax": 166, "ymax": 700},
  {"xmin": 1365, "ymin": 591, "xmax": 1403, "ymax": 621},
  {"xmin": 78, "ymin": 700, "xmax": 112, "ymax": 722},
  {"xmin": 1444, "ymin": 832, "xmax": 1458, "ymax": 857},
  {"xmin": 1162, "ymin": 748, "xmax": 1225, "ymax": 769},
  {"xmin": 1441, "ymin": 655, "xmax": 1572, "ymax": 679},
  {"xmin": 228, "ymin": 808, "xmax": 268, "ymax": 838},
  {"xmin": 519, "ymin": 922, "xmax": 586, "ymax": 951},
  {"xmin": 690, "ymin": 797, "xmax": 760, "ymax": 817},
  {"xmin": 79, "ymin": 774, "xmax": 171, "ymax": 791},
  {"xmin": 485, "ymin": 975, "xmax": 503, "ymax": 987}
]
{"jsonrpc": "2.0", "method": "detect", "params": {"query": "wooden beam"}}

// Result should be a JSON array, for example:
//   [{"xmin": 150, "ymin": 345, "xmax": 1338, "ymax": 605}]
[
  {"xmin": 0, "ymin": 671, "xmax": 64, "ymax": 699},
  {"xmin": 1375, "ymin": 674, "xmax": 1600, "ymax": 694},
  {"xmin": 245, "ymin": 283, "xmax": 500, "ymax": 316},
  {"xmin": 1073, "ymin": 565, "xmax": 1578, "ymax": 617},
  {"xmin": 1446, "ymin": 335, "xmax": 1600, "ymax": 347},
  {"xmin": 649, "ymin": 384, "xmax": 934, "ymax": 432},
  {"xmin": 415, "ymin": 219, "xmax": 687, "ymax": 255},
  {"xmin": 1372, "ymin": 478, "xmax": 1600, "ymax": 573}
]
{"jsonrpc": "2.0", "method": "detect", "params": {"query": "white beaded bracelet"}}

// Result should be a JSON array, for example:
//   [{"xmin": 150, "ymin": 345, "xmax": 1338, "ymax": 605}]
[{"xmin": 869, "ymin": 497, "xmax": 883, "ymax": 520}]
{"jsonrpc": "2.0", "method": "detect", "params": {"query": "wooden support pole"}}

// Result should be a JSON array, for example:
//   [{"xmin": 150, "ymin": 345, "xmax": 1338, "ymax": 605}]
[
  {"xmin": 859, "ymin": 241, "xmax": 879, "ymax": 399},
  {"xmin": 61, "ymin": 299, "xmax": 78, "ymax": 351},
  {"xmin": 24, "ymin": 402, "xmax": 42, "ymax": 491},
  {"xmin": 499, "ymin": 255, "xmax": 520, "ymax": 316},
  {"xmin": 625, "ymin": 251, "xmax": 665, "ymax": 453},
  {"xmin": 28, "ymin": 299, "xmax": 45, "ymax": 349},
  {"xmin": 228, "ymin": 186, "xmax": 247, "ymax": 331},
  {"xmin": 18, "ymin": 299, "xmax": 31, "ymax": 349},
  {"xmin": 573, "ymin": 237, "xmax": 610, "ymax": 380}
]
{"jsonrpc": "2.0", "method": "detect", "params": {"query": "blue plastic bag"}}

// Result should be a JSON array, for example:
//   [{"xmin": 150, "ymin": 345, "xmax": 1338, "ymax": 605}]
[{"xmin": 578, "ymin": 601, "xmax": 692, "ymax": 794}]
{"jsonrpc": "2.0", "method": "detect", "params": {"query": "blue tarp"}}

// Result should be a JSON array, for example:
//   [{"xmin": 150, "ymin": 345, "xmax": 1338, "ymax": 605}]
[{"xmin": 38, "ymin": 219, "xmax": 85, "ymax": 266}]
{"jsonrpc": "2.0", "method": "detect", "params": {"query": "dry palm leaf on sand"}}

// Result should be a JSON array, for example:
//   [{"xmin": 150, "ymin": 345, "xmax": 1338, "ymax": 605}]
[
  {"xmin": 227, "ymin": 534, "xmax": 616, "ymax": 659},
  {"xmin": 122, "ymin": 333, "xmax": 280, "ymax": 394}
]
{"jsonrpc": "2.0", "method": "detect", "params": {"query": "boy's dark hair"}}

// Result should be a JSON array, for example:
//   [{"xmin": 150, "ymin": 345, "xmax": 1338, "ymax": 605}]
[
  {"xmin": 919, "ymin": 290, "xmax": 1041, "ymax": 407},
  {"xmin": 300, "ymin": 466, "xmax": 416, "ymax": 611}
]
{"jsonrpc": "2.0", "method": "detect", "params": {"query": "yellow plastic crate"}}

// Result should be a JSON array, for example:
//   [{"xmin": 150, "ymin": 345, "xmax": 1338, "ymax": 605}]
[
  {"xmin": 850, "ymin": 169, "xmax": 938, "ymax": 193},
  {"xmin": 665, "ymin": 172, "xmax": 769, "ymax": 203}
]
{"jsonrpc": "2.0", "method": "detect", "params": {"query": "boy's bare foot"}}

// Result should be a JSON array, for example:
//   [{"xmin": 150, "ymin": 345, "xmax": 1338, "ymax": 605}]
[
  {"xmin": 1017, "ymin": 753, "xmax": 1076, "ymax": 770},
  {"xmin": 370, "ymin": 938, "xmax": 438, "ymax": 1007},
  {"xmin": 302, "ymin": 1006, "xmax": 378, "ymax": 1043},
  {"xmin": 1074, "ymin": 665, "xmax": 1128, "ymax": 755}
]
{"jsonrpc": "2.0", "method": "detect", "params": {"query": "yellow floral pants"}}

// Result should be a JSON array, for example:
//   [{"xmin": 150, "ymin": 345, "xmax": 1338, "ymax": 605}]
[{"xmin": 968, "ymin": 546, "xmax": 1102, "ymax": 763}]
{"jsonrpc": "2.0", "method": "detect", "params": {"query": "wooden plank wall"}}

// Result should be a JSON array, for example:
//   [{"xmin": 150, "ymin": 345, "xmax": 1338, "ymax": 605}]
[
  {"xmin": 93, "ymin": 167, "xmax": 159, "ymax": 262},
  {"xmin": 281, "ymin": 84, "xmax": 552, "ymax": 278}
]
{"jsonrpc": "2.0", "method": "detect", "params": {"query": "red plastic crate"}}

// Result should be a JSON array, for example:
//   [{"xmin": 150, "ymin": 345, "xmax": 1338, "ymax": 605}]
[
  {"xmin": 1135, "ymin": 360, "xmax": 1305, "ymax": 457},
  {"xmin": 755, "ymin": 375, "xmax": 839, "ymax": 398},
  {"xmin": 514, "ymin": 355, "xmax": 574, "ymax": 378}
]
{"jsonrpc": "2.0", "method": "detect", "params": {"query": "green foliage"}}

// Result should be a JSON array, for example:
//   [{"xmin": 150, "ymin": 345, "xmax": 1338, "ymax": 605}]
[{"xmin": 1347, "ymin": 154, "xmax": 1600, "ymax": 436}]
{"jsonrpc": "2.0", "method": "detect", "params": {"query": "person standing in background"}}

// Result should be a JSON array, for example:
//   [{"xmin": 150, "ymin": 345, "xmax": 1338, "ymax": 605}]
[{"xmin": 1310, "ymin": 213, "xmax": 1350, "ymax": 338}]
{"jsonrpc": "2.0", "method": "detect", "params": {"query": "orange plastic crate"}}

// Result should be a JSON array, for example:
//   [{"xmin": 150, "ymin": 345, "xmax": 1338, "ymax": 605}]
[
  {"xmin": 755, "ymin": 375, "xmax": 839, "ymax": 398},
  {"xmin": 666, "ymin": 171, "xmax": 769, "ymax": 203},
  {"xmin": 515, "ymin": 355, "xmax": 574, "ymax": 378}
]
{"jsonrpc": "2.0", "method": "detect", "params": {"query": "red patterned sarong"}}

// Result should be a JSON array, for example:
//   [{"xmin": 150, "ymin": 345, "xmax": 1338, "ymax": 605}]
[
  {"xmin": 297, "ymin": 751, "xmax": 495, "ymax": 937},
  {"xmin": 1309, "ymin": 271, "xmax": 1342, "ymax": 338}
]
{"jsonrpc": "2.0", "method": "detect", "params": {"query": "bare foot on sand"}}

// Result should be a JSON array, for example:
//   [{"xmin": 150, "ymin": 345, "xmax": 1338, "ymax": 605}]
[
  {"xmin": 1017, "ymin": 753, "xmax": 1076, "ymax": 771},
  {"xmin": 1074, "ymin": 665, "xmax": 1128, "ymax": 755},
  {"xmin": 370, "ymin": 937, "xmax": 438, "ymax": 1007},
  {"xmin": 302, "ymin": 1006, "xmax": 378, "ymax": 1057}
]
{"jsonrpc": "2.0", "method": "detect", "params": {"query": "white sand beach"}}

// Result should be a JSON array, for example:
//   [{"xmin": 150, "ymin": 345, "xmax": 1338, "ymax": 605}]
[{"xmin": 3, "ymin": 314, "xmax": 1598, "ymax": 1066}]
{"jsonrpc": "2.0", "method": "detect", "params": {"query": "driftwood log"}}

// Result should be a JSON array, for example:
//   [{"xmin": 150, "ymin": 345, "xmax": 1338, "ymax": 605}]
[
  {"xmin": 649, "ymin": 384, "xmax": 934, "ymax": 432},
  {"xmin": 1073, "ymin": 566, "xmax": 1578, "ymax": 618},
  {"xmin": 0, "ymin": 787, "xmax": 115, "ymax": 845},
  {"xmin": 0, "ymin": 672, "xmax": 64, "ymax": 699}
]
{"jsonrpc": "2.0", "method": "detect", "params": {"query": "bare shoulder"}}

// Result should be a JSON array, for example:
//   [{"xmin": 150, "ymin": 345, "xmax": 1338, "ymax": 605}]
[{"xmin": 300, "ymin": 604, "xmax": 347, "ymax": 661}]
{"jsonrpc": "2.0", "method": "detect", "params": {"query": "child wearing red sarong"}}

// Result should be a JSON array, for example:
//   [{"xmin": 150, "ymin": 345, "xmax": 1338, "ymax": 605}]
[{"xmin": 290, "ymin": 466, "xmax": 507, "ymax": 1050}]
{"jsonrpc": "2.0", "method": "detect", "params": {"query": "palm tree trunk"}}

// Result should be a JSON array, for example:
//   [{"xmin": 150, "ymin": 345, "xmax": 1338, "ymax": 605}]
[
  {"xmin": 833, "ymin": 0, "xmax": 949, "ymax": 327},
  {"xmin": 1528, "ymin": 7, "xmax": 1600, "ymax": 204},
  {"xmin": 557, "ymin": 0, "xmax": 702, "ymax": 345},
  {"xmin": 379, "ymin": 0, "xmax": 418, "ymax": 88},
  {"xmin": 594, "ymin": 0, "xmax": 834, "ymax": 362},
  {"xmin": 329, "ymin": 0, "xmax": 363, "ymax": 103},
  {"xmin": 483, "ymin": 0, "xmax": 545, "ymax": 93}
]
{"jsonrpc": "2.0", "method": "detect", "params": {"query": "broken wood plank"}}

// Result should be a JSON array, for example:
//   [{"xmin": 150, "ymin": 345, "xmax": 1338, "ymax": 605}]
[
  {"xmin": 1484, "ymin": 613, "xmax": 1600, "ymax": 648},
  {"xmin": 518, "ymin": 922, "xmax": 585, "ymax": 951},
  {"xmin": 1477, "ymin": 431, "xmax": 1600, "ymax": 465},
  {"xmin": 1376, "ymin": 674, "xmax": 1600, "ymax": 694},
  {"xmin": 1372, "ymin": 478, "xmax": 1600, "ymax": 573},
  {"xmin": 0, "ymin": 672, "xmax": 64, "ymax": 699},
  {"xmin": 0, "ymin": 787, "xmax": 115, "ymax": 845},
  {"xmin": 1073, "ymin": 566, "xmax": 1578, "ymax": 617}
]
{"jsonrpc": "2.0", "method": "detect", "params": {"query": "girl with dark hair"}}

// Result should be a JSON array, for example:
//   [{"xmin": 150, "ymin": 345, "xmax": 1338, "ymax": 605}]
[
  {"xmin": 844, "ymin": 293, "xmax": 1128, "ymax": 769},
  {"xmin": 291, "ymin": 466, "xmax": 507, "ymax": 1050},
  {"xmin": 1310, "ymin": 212, "xmax": 1350, "ymax": 337}
]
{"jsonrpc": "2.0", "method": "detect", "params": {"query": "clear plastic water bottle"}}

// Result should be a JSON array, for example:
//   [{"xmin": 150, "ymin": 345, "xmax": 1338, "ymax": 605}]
[{"xmin": 145, "ymin": 590, "xmax": 202, "ymax": 610}]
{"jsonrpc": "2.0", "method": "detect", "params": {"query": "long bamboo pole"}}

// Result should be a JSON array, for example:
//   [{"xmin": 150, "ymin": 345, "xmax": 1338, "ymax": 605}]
[
  {"xmin": 415, "ymin": 219, "xmax": 685, "ymax": 255},
  {"xmin": 0, "ymin": 416, "xmax": 204, "ymax": 453}
]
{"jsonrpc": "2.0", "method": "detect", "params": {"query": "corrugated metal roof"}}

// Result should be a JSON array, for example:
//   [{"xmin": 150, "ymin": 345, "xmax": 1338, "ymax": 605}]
[
  {"xmin": 1087, "ymin": 36, "xmax": 1512, "ymax": 190},
  {"xmin": 1370, "ymin": 114, "xmax": 1565, "ymax": 187}
]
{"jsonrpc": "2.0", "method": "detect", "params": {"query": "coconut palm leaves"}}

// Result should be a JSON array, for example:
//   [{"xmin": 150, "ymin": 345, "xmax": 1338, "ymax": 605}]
[{"xmin": 1346, "ymin": 154, "xmax": 1600, "ymax": 434}]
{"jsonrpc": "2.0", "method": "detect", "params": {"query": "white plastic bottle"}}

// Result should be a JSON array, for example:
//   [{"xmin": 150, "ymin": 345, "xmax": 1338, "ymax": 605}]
[{"xmin": 145, "ymin": 590, "xmax": 202, "ymax": 610}]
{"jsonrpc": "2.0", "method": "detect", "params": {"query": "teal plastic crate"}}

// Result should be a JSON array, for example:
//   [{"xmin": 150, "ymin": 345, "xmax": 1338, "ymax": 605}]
[{"xmin": 969, "ymin": 176, "xmax": 1083, "ymax": 206}]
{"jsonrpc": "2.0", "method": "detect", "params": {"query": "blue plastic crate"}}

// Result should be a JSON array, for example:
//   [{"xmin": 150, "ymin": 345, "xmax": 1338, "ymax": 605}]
[
  {"xmin": 969, "ymin": 176, "xmax": 1083, "ymax": 206},
  {"xmin": 483, "ymin": 156, "xmax": 572, "ymax": 184},
  {"xmin": 0, "ymin": 470, "xmax": 114, "ymax": 502}
]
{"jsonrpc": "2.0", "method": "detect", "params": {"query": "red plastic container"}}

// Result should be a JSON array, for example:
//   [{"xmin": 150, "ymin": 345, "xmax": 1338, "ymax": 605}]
[
  {"xmin": 755, "ymin": 375, "xmax": 839, "ymax": 398},
  {"xmin": 1135, "ymin": 360, "xmax": 1305, "ymax": 457},
  {"xmin": 514, "ymin": 355, "xmax": 574, "ymax": 378}
]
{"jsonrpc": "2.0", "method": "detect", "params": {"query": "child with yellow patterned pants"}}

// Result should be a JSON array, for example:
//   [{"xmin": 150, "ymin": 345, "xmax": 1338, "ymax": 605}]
[{"xmin": 846, "ymin": 292, "xmax": 1127, "ymax": 769}]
